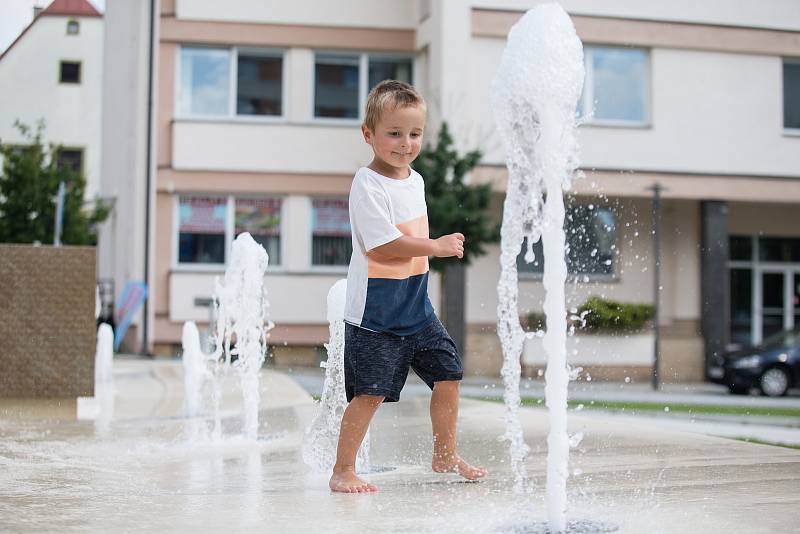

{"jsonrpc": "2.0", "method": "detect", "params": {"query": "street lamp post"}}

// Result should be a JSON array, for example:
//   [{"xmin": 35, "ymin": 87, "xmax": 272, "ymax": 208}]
[{"xmin": 649, "ymin": 183, "xmax": 664, "ymax": 390}]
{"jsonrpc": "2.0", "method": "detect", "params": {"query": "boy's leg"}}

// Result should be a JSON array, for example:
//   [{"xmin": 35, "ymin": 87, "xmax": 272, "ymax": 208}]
[
  {"xmin": 330, "ymin": 394, "xmax": 384, "ymax": 493},
  {"xmin": 430, "ymin": 380, "xmax": 487, "ymax": 480}
]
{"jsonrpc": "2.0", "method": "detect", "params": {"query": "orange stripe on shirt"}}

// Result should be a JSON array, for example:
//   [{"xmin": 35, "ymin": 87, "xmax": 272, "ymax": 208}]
[{"xmin": 367, "ymin": 215, "xmax": 429, "ymax": 279}]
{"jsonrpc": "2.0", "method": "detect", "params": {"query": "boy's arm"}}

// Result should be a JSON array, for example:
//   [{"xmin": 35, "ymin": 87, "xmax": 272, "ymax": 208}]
[{"xmin": 372, "ymin": 233, "xmax": 465, "ymax": 259}]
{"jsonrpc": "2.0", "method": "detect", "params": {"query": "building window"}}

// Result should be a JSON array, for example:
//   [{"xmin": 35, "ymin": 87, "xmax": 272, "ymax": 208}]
[
  {"xmin": 66, "ymin": 20, "xmax": 79, "ymax": 35},
  {"xmin": 313, "ymin": 53, "xmax": 413, "ymax": 120},
  {"xmin": 180, "ymin": 48, "xmax": 231, "ymax": 116},
  {"xmin": 235, "ymin": 197, "xmax": 282, "ymax": 265},
  {"xmin": 179, "ymin": 46, "xmax": 284, "ymax": 118},
  {"xmin": 758, "ymin": 237, "xmax": 800, "ymax": 263},
  {"xmin": 178, "ymin": 196, "xmax": 227, "ymax": 264},
  {"xmin": 56, "ymin": 148, "xmax": 83, "ymax": 174},
  {"xmin": 177, "ymin": 195, "xmax": 283, "ymax": 267},
  {"xmin": 517, "ymin": 205, "xmax": 616, "ymax": 276},
  {"xmin": 312, "ymin": 198, "xmax": 352, "ymax": 266},
  {"xmin": 315, "ymin": 54, "xmax": 360, "ymax": 119},
  {"xmin": 579, "ymin": 46, "xmax": 648, "ymax": 125},
  {"xmin": 729, "ymin": 236, "xmax": 753, "ymax": 261},
  {"xmin": 237, "ymin": 52, "xmax": 283, "ymax": 116},
  {"xmin": 59, "ymin": 61, "xmax": 81, "ymax": 84},
  {"xmin": 368, "ymin": 56, "xmax": 413, "ymax": 93},
  {"xmin": 784, "ymin": 60, "xmax": 800, "ymax": 130}
]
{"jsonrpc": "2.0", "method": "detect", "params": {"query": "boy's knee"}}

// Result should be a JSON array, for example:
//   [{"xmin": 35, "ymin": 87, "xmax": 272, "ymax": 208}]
[{"xmin": 352, "ymin": 394, "xmax": 385, "ymax": 406}]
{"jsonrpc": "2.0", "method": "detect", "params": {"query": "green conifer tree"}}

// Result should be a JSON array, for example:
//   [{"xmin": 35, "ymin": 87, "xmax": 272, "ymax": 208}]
[
  {"xmin": 414, "ymin": 122, "xmax": 500, "ymax": 354},
  {"xmin": 0, "ymin": 120, "xmax": 110, "ymax": 245}
]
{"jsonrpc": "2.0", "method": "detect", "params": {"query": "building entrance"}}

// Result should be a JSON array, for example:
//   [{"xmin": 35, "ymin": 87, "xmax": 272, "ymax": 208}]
[{"xmin": 729, "ymin": 236, "xmax": 800, "ymax": 348}]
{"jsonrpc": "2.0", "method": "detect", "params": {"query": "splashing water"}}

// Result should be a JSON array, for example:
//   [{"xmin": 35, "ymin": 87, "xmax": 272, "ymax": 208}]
[
  {"xmin": 302, "ymin": 280, "xmax": 370, "ymax": 473},
  {"xmin": 490, "ymin": 4, "xmax": 584, "ymax": 532},
  {"xmin": 210, "ymin": 232, "xmax": 273, "ymax": 441},
  {"xmin": 95, "ymin": 323, "xmax": 114, "ymax": 386},
  {"xmin": 181, "ymin": 321, "xmax": 209, "ymax": 418}
]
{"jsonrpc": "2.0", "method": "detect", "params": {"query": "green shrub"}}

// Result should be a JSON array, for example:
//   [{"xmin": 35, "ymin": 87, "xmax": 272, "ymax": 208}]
[
  {"xmin": 523, "ymin": 296, "xmax": 654, "ymax": 333},
  {"xmin": 577, "ymin": 296, "xmax": 654, "ymax": 332}
]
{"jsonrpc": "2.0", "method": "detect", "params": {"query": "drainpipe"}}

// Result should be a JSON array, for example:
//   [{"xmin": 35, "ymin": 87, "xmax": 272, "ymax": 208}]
[{"xmin": 141, "ymin": 0, "xmax": 156, "ymax": 356}]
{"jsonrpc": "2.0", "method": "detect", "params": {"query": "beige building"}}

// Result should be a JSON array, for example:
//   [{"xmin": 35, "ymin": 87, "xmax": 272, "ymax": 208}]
[{"xmin": 105, "ymin": 0, "xmax": 800, "ymax": 381}]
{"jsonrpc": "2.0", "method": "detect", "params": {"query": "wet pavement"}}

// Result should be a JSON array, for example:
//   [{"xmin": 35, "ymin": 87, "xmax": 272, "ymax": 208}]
[{"xmin": 1, "ymin": 359, "xmax": 799, "ymax": 533}]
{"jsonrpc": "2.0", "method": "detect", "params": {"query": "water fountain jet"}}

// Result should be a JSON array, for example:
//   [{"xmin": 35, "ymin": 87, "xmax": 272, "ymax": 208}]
[
  {"xmin": 209, "ymin": 232, "xmax": 272, "ymax": 441},
  {"xmin": 490, "ymin": 3, "xmax": 588, "ymax": 532},
  {"xmin": 302, "ymin": 279, "xmax": 370, "ymax": 473}
]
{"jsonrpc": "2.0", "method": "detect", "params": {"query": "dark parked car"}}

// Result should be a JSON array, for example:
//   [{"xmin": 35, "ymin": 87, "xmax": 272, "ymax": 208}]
[{"xmin": 709, "ymin": 328, "xmax": 800, "ymax": 397}]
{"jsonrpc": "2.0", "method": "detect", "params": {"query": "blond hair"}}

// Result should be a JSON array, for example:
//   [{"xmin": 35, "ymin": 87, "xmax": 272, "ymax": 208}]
[{"xmin": 363, "ymin": 80, "xmax": 426, "ymax": 132}]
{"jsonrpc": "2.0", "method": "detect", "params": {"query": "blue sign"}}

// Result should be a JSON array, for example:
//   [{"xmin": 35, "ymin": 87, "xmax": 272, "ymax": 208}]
[{"xmin": 114, "ymin": 281, "xmax": 148, "ymax": 351}]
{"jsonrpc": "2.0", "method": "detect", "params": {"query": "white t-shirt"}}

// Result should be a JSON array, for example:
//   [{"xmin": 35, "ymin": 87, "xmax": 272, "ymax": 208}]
[{"xmin": 344, "ymin": 166, "xmax": 434, "ymax": 335}]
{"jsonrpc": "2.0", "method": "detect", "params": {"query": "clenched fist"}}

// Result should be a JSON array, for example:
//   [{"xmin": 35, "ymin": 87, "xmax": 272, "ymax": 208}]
[{"xmin": 434, "ymin": 233, "xmax": 465, "ymax": 259}]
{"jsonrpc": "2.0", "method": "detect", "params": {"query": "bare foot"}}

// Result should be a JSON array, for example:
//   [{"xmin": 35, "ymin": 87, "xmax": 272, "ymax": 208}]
[
  {"xmin": 329, "ymin": 469, "xmax": 379, "ymax": 493},
  {"xmin": 432, "ymin": 454, "xmax": 488, "ymax": 481}
]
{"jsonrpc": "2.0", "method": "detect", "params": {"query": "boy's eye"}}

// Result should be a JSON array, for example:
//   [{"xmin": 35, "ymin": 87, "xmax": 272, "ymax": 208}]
[
  {"xmin": 411, "ymin": 133, "xmax": 420, "ymax": 138},
  {"xmin": 389, "ymin": 131, "xmax": 400, "ymax": 136}
]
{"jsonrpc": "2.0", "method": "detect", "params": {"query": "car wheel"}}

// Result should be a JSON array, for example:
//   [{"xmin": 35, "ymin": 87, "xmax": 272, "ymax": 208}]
[
  {"xmin": 759, "ymin": 367, "xmax": 790, "ymax": 397},
  {"xmin": 728, "ymin": 384, "xmax": 749, "ymax": 395}
]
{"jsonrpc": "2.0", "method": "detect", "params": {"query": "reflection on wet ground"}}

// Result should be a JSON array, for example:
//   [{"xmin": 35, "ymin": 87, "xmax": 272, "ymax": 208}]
[{"xmin": 1, "ymin": 360, "xmax": 798, "ymax": 533}]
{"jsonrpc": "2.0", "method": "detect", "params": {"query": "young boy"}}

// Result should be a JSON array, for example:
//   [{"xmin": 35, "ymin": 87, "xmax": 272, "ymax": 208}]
[{"xmin": 329, "ymin": 80, "xmax": 488, "ymax": 493}]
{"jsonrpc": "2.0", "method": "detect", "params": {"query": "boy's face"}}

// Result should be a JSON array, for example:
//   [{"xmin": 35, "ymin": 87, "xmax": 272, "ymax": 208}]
[{"xmin": 362, "ymin": 104, "xmax": 425, "ymax": 176}]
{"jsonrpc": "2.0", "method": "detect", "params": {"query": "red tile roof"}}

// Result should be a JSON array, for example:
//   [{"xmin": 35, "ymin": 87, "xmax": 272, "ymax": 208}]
[
  {"xmin": 0, "ymin": 0, "xmax": 102, "ymax": 63},
  {"xmin": 40, "ymin": 0, "xmax": 102, "ymax": 18},
  {"xmin": 39, "ymin": 0, "xmax": 103, "ymax": 17}
]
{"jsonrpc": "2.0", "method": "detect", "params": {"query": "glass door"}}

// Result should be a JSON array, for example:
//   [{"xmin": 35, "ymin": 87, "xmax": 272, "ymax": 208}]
[
  {"xmin": 794, "ymin": 272, "xmax": 800, "ymax": 330},
  {"xmin": 761, "ymin": 271, "xmax": 785, "ymax": 341}
]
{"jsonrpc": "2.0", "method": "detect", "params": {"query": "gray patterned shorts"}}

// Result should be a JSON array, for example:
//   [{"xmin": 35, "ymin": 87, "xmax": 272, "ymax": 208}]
[{"xmin": 343, "ymin": 316, "xmax": 463, "ymax": 403}]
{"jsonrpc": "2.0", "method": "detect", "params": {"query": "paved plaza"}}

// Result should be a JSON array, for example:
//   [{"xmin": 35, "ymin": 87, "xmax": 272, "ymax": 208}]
[{"xmin": 1, "ymin": 359, "xmax": 798, "ymax": 533}]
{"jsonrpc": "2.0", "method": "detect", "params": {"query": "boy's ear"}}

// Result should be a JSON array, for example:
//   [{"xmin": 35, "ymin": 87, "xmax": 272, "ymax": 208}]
[{"xmin": 361, "ymin": 123, "xmax": 372, "ymax": 144}]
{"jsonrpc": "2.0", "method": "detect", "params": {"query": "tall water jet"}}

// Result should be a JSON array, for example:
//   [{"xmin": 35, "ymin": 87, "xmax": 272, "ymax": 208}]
[
  {"xmin": 302, "ymin": 279, "xmax": 370, "ymax": 473},
  {"xmin": 182, "ymin": 321, "xmax": 208, "ymax": 418},
  {"xmin": 95, "ymin": 323, "xmax": 115, "ymax": 386},
  {"xmin": 490, "ymin": 4, "xmax": 584, "ymax": 531},
  {"xmin": 210, "ymin": 232, "xmax": 272, "ymax": 441}
]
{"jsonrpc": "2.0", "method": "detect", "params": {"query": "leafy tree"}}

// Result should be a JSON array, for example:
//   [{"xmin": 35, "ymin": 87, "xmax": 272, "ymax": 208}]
[
  {"xmin": 414, "ymin": 122, "xmax": 500, "ymax": 353},
  {"xmin": 0, "ymin": 120, "xmax": 110, "ymax": 245}
]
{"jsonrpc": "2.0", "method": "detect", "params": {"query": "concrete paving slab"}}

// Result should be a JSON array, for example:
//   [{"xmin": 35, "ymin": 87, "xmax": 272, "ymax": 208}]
[{"xmin": 1, "ymin": 360, "xmax": 798, "ymax": 533}]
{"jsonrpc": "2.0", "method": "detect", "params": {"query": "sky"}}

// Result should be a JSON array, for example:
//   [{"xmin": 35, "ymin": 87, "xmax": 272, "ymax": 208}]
[{"xmin": 0, "ymin": 0, "xmax": 105, "ymax": 55}]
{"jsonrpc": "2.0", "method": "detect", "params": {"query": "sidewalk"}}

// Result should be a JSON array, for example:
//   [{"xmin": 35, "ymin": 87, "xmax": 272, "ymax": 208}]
[
  {"xmin": 285, "ymin": 365, "xmax": 800, "ymax": 446},
  {"xmin": 284, "ymin": 365, "xmax": 800, "ymax": 409},
  {"xmin": 2, "ymin": 359, "xmax": 798, "ymax": 533}
]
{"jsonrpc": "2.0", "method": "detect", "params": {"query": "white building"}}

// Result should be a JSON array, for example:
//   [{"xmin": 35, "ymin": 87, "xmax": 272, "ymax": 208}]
[
  {"xmin": 0, "ymin": 0, "xmax": 103, "ymax": 200},
  {"xmin": 103, "ymin": 0, "xmax": 800, "ymax": 382}
]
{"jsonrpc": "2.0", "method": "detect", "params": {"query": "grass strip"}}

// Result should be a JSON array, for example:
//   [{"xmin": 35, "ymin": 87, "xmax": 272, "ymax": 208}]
[
  {"xmin": 464, "ymin": 396, "xmax": 800, "ymax": 418},
  {"xmin": 730, "ymin": 437, "xmax": 800, "ymax": 450}
]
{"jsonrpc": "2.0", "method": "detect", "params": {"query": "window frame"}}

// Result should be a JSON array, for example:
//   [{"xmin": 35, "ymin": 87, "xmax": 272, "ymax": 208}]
[
  {"xmin": 56, "ymin": 147, "xmax": 84, "ymax": 176},
  {"xmin": 311, "ymin": 50, "xmax": 414, "ymax": 125},
  {"xmin": 579, "ymin": 45, "xmax": 651, "ymax": 129},
  {"xmin": 59, "ymin": 60, "xmax": 82, "ymax": 84},
  {"xmin": 517, "ymin": 204, "xmax": 619, "ymax": 282},
  {"xmin": 66, "ymin": 19, "xmax": 79, "ymax": 35},
  {"xmin": 175, "ymin": 45, "xmax": 288, "ymax": 123},
  {"xmin": 782, "ymin": 57, "xmax": 800, "ymax": 136},
  {"xmin": 309, "ymin": 196, "xmax": 351, "ymax": 273},
  {"xmin": 172, "ymin": 193, "xmax": 286, "ymax": 271}
]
